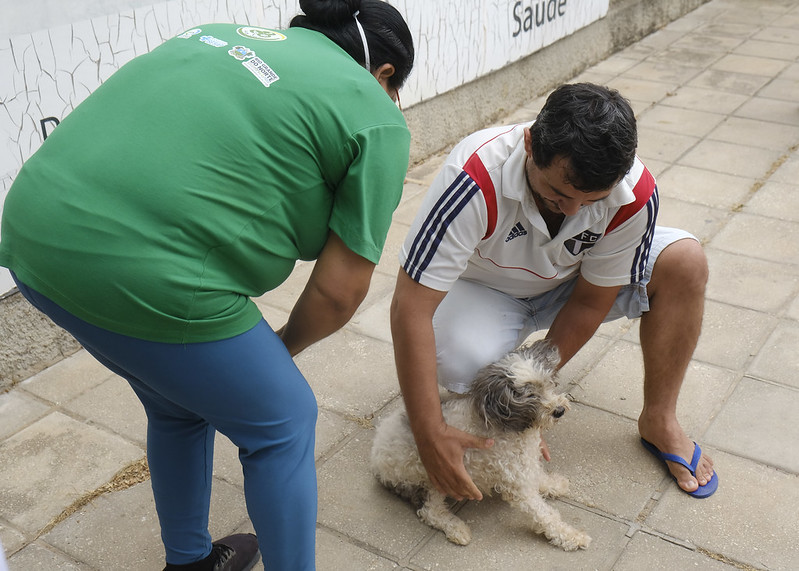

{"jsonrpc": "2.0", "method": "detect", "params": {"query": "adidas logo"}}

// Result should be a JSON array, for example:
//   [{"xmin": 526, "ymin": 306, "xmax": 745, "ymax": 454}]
[{"xmin": 505, "ymin": 222, "xmax": 528, "ymax": 242}]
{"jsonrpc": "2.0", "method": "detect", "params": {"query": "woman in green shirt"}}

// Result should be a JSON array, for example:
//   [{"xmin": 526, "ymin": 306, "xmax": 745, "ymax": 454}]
[{"xmin": 0, "ymin": 1, "xmax": 414, "ymax": 569}]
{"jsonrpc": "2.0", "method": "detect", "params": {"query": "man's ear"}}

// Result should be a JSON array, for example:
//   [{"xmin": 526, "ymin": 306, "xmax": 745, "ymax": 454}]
[{"xmin": 373, "ymin": 63, "xmax": 395, "ymax": 84}]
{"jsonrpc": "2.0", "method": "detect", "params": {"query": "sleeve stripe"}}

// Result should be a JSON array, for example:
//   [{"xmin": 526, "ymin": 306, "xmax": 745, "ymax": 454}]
[
  {"xmin": 462, "ymin": 154, "xmax": 498, "ymax": 240},
  {"xmin": 403, "ymin": 172, "xmax": 481, "ymax": 281},
  {"xmin": 606, "ymin": 166, "xmax": 656, "ymax": 234},
  {"xmin": 629, "ymin": 186, "xmax": 659, "ymax": 283}
]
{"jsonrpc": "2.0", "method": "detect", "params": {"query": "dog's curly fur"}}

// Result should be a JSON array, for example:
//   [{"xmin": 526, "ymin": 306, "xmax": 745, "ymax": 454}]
[{"xmin": 370, "ymin": 339, "xmax": 591, "ymax": 551}]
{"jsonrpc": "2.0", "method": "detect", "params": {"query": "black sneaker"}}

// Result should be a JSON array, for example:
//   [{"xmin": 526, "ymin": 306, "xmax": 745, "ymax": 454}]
[{"xmin": 164, "ymin": 533, "xmax": 261, "ymax": 571}]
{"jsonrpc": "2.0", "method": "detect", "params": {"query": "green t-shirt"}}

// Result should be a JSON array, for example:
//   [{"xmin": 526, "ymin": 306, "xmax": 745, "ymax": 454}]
[{"xmin": 0, "ymin": 24, "xmax": 410, "ymax": 343}]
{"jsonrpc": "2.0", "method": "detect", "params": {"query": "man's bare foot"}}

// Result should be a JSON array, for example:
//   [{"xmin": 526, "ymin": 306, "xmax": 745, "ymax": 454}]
[{"xmin": 639, "ymin": 417, "xmax": 715, "ymax": 494}]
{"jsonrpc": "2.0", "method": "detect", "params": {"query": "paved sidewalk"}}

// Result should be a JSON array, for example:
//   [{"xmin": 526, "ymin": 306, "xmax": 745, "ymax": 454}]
[{"xmin": 2, "ymin": 0, "xmax": 798, "ymax": 569}]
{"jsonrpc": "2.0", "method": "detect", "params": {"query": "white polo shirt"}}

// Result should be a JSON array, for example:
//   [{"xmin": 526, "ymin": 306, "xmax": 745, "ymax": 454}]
[{"xmin": 400, "ymin": 123, "xmax": 658, "ymax": 298}]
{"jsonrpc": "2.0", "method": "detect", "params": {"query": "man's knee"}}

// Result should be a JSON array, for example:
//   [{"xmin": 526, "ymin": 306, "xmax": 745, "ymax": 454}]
[{"xmin": 650, "ymin": 238, "xmax": 708, "ymax": 297}]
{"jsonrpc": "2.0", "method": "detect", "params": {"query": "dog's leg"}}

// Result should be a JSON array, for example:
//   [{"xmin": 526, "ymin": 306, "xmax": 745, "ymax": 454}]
[
  {"xmin": 417, "ymin": 489, "xmax": 472, "ymax": 546},
  {"xmin": 503, "ymin": 489, "xmax": 591, "ymax": 551},
  {"xmin": 538, "ymin": 472, "xmax": 570, "ymax": 498}
]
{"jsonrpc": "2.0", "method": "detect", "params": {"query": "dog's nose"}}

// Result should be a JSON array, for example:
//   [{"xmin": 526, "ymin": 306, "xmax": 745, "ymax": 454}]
[{"xmin": 552, "ymin": 406, "xmax": 566, "ymax": 418}]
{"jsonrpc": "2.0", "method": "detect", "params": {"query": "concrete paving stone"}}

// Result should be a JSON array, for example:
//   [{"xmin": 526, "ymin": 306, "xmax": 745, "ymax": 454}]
[
  {"xmin": 20, "ymin": 349, "xmax": 112, "ymax": 405},
  {"xmin": 63, "ymin": 374, "xmax": 147, "ymax": 446},
  {"xmin": 705, "ymin": 376, "xmax": 799, "ymax": 472},
  {"xmin": 622, "ymin": 60, "xmax": 705, "ymax": 86},
  {"xmin": 606, "ymin": 77, "xmax": 680, "ymax": 106},
  {"xmin": 41, "ymin": 478, "xmax": 249, "ymax": 571},
  {"xmin": 757, "ymin": 76, "xmax": 799, "ymax": 103},
  {"xmin": 711, "ymin": 212, "xmax": 799, "ymax": 265},
  {"xmin": 570, "ymin": 339, "xmax": 737, "ymax": 436},
  {"xmin": 636, "ymin": 28, "xmax": 692, "ymax": 54},
  {"xmin": 655, "ymin": 197, "xmax": 730, "ymax": 244},
  {"xmin": 573, "ymin": 70, "xmax": 620, "ymax": 90},
  {"xmin": 705, "ymin": 248, "xmax": 799, "ymax": 313},
  {"xmin": 347, "ymin": 281, "xmax": 393, "ymax": 345},
  {"xmin": 647, "ymin": 46, "xmax": 726, "ymax": 70},
  {"xmin": 637, "ymin": 129, "xmax": 700, "ymax": 165},
  {"xmin": 692, "ymin": 300, "xmax": 778, "ymax": 371},
  {"xmin": 747, "ymin": 320, "xmax": 799, "ymax": 389},
  {"xmin": 734, "ymin": 95, "xmax": 799, "ymax": 126},
  {"xmin": 668, "ymin": 32, "xmax": 746, "ymax": 55},
  {"xmin": 679, "ymin": 139, "xmax": 783, "ymax": 180},
  {"xmin": 295, "ymin": 329, "xmax": 398, "ymax": 417},
  {"xmin": 655, "ymin": 164, "xmax": 753, "ymax": 209},
  {"xmin": 687, "ymin": 68, "xmax": 771, "ymax": 96},
  {"xmin": 557, "ymin": 331, "xmax": 622, "ymax": 388},
  {"xmin": 613, "ymin": 531, "xmax": 739, "ymax": 570},
  {"xmin": 640, "ymin": 157, "xmax": 670, "ymax": 179},
  {"xmin": 696, "ymin": 21, "xmax": 760, "ymax": 41},
  {"xmin": 0, "ymin": 411, "xmax": 143, "ymax": 534},
  {"xmin": 777, "ymin": 61, "xmax": 799, "ymax": 81},
  {"xmin": 637, "ymin": 106, "xmax": 726, "ymax": 139},
  {"xmin": 708, "ymin": 116, "xmax": 799, "ymax": 151},
  {"xmin": 646, "ymin": 450, "xmax": 799, "ymax": 571},
  {"xmin": 374, "ymin": 223, "xmax": 409, "ymax": 280},
  {"xmin": 768, "ymin": 154, "xmax": 799, "ymax": 185},
  {"xmin": 711, "ymin": 53, "xmax": 790, "ymax": 77},
  {"xmin": 254, "ymin": 260, "xmax": 313, "ymax": 314},
  {"xmin": 317, "ymin": 429, "xmax": 433, "ymax": 562},
  {"xmin": 316, "ymin": 528, "xmax": 399, "ymax": 571},
  {"xmin": 0, "ymin": 389, "xmax": 49, "ymax": 441},
  {"xmin": 787, "ymin": 293, "xmax": 799, "ymax": 321},
  {"xmin": 660, "ymin": 85, "xmax": 749, "ymax": 115},
  {"xmin": 585, "ymin": 53, "xmax": 640, "ymax": 77},
  {"xmin": 410, "ymin": 499, "xmax": 628, "ymax": 571},
  {"xmin": 0, "ymin": 522, "xmax": 25, "ymax": 559},
  {"xmin": 753, "ymin": 25, "xmax": 799, "ymax": 46},
  {"xmin": 405, "ymin": 152, "xmax": 447, "ymax": 186},
  {"xmin": 392, "ymin": 187, "xmax": 426, "ymax": 227},
  {"xmin": 734, "ymin": 38, "xmax": 799, "ymax": 60},
  {"xmin": 544, "ymin": 404, "xmax": 662, "ymax": 521},
  {"xmin": 7, "ymin": 541, "xmax": 89, "ymax": 570}
]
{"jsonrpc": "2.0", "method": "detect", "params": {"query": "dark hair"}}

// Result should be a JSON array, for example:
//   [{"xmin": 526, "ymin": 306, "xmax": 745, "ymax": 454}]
[
  {"xmin": 290, "ymin": 0, "xmax": 415, "ymax": 90},
  {"xmin": 530, "ymin": 83, "xmax": 637, "ymax": 192}
]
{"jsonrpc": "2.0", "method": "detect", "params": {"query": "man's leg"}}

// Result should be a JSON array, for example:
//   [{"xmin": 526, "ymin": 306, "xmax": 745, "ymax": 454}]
[{"xmin": 637, "ymin": 237, "xmax": 715, "ymax": 493}]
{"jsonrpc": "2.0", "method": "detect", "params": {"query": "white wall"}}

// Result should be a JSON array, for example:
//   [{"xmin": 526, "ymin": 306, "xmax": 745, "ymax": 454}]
[{"xmin": 0, "ymin": 0, "xmax": 608, "ymax": 294}]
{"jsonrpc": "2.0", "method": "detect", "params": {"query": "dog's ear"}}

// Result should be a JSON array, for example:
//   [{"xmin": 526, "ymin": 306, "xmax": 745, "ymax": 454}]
[
  {"xmin": 471, "ymin": 366, "xmax": 543, "ymax": 432},
  {"xmin": 527, "ymin": 339, "xmax": 561, "ymax": 375}
]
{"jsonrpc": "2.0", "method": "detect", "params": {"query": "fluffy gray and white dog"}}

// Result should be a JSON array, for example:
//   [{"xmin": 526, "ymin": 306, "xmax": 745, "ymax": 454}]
[{"xmin": 370, "ymin": 339, "xmax": 591, "ymax": 551}]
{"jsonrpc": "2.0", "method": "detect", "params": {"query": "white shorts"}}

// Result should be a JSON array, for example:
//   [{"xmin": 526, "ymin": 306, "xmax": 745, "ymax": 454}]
[{"xmin": 432, "ymin": 226, "xmax": 697, "ymax": 393}]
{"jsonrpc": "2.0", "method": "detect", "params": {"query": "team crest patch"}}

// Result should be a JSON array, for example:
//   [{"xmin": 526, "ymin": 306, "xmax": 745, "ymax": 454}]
[
  {"xmin": 236, "ymin": 27, "xmax": 287, "ymax": 41},
  {"xmin": 243, "ymin": 57, "xmax": 280, "ymax": 87},
  {"xmin": 564, "ymin": 230, "xmax": 602, "ymax": 255},
  {"xmin": 229, "ymin": 45, "xmax": 255, "ymax": 60},
  {"xmin": 177, "ymin": 28, "xmax": 202, "ymax": 39}
]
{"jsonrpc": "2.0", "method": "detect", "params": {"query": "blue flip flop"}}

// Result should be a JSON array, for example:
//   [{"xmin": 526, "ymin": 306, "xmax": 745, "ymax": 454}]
[{"xmin": 641, "ymin": 438, "xmax": 719, "ymax": 498}]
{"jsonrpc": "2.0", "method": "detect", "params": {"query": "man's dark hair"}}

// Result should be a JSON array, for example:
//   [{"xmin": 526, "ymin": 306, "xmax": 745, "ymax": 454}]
[
  {"xmin": 530, "ymin": 83, "xmax": 637, "ymax": 192},
  {"xmin": 290, "ymin": 0, "xmax": 415, "ymax": 90}
]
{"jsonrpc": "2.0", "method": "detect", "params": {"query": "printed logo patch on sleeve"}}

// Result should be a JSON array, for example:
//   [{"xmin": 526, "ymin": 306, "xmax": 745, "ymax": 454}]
[
  {"xmin": 177, "ymin": 28, "xmax": 202, "ymax": 39},
  {"xmin": 243, "ymin": 57, "xmax": 280, "ymax": 87},
  {"xmin": 236, "ymin": 27, "xmax": 287, "ymax": 41},
  {"xmin": 199, "ymin": 35, "xmax": 228, "ymax": 48}
]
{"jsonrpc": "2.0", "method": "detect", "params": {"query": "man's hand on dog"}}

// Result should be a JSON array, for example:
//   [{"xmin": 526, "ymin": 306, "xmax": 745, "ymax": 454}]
[{"xmin": 417, "ymin": 422, "xmax": 494, "ymax": 501}]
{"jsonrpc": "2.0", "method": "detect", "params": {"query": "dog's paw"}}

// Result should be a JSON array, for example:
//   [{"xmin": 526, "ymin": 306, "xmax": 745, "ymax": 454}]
[
  {"xmin": 443, "ymin": 521, "xmax": 472, "ymax": 546},
  {"xmin": 540, "ymin": 474, "xmax": 570, "ymax": 498},
  {"xmin": 549, "ymin": 528, "xmax": 592, "ymax": 551}
]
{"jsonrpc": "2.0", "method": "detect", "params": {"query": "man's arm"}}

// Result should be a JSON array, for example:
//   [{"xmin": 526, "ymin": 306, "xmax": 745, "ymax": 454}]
[
  {"xmin": 390, "ymin": 269, "xmax": 493, "ymax": 501},
  {"xmin": 545, "ymin": 274, "xmax": 622, "ymax": 367},
  {"xmin": 277, "ymin": 231, "xmax": 375, "ymax": 357}
]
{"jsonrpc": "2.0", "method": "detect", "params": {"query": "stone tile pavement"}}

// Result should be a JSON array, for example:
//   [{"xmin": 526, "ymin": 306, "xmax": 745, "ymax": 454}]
[{"xmin": 1, "ymin": 0, "xmax": 798, "ymax": 568}]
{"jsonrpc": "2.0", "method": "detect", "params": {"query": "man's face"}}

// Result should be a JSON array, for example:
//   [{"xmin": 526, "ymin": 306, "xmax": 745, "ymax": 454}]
[{"xmin": 524, "ymin": 155, "xmax": 612, "ymax": 217}]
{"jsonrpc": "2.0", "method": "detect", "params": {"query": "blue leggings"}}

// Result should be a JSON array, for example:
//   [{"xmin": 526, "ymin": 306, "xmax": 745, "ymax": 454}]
[{"xmin": 13, "ymin": 275, "xmax": 318, "ymax": 569}]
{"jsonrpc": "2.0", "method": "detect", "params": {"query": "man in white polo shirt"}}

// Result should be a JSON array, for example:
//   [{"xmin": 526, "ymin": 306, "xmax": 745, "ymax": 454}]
[{"xmin": 391, "ymin": 83, "xmax": 718, "ymax": 502}]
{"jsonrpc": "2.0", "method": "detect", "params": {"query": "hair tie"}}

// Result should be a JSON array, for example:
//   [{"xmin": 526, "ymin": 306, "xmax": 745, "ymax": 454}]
[{"xmin": 353, "ymin": 10, "xmax": 370, "ymax": 71}]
